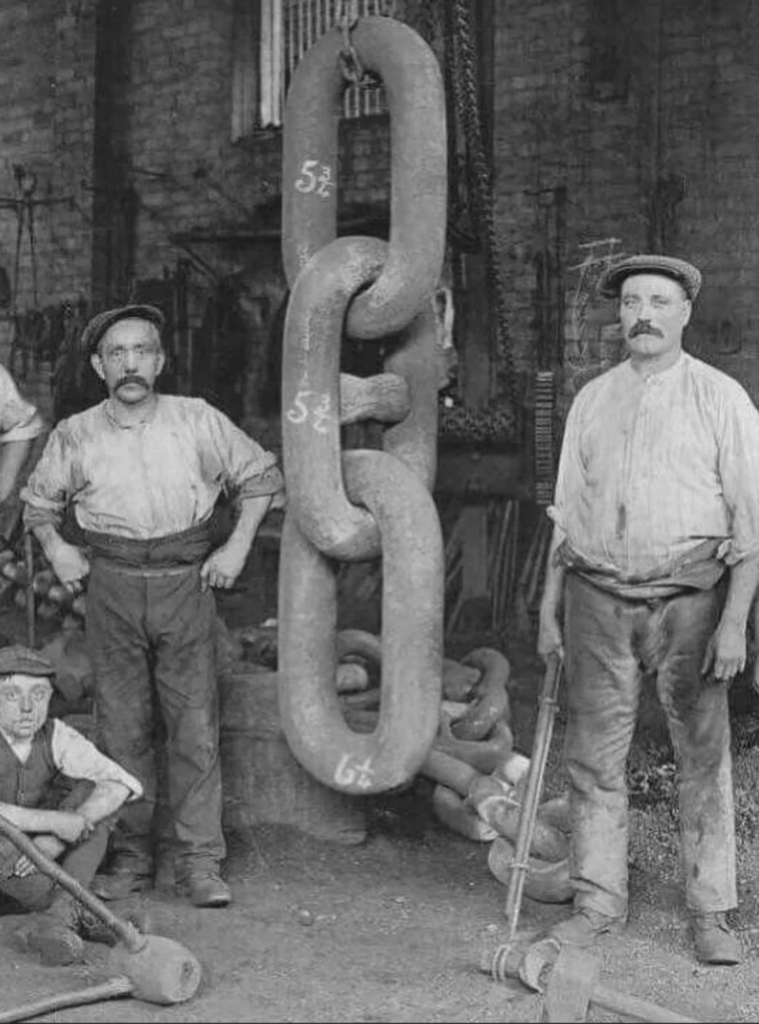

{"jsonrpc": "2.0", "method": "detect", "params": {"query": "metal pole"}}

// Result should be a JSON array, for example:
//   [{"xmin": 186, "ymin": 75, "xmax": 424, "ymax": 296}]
[
  {"xmin": 24, "ymin": 531, "xmax": 35, "ymax": 649},
  {"xmin": 503, "ymin": 653, "xmax": 563, "ymax": 940}
]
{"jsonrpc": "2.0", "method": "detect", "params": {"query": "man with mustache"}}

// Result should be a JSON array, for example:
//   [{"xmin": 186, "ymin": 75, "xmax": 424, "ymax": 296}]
[
  {"xmin": 20, "ymin": 304, "xmax": 284, "ymax": 910},
  {"xmin": 538, "ymin": 255, "xmax": 759, "ymax": 964}
]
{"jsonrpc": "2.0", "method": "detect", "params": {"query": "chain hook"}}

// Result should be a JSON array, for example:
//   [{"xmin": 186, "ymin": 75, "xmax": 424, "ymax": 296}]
[{"xmin": 338, "ymin": 0, "xmax": 367, "ymax": 87}]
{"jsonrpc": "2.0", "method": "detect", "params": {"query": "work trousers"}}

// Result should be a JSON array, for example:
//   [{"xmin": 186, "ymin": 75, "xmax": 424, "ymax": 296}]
[
  {"xmin": 86, "ymin": 560, "xmax": 224, "ymax": 880},
  {"xmin": 563, "ymin": 573, "xmax": 737, "ymax": 919},
  {"xmin": 0, "ymin": 781, "xmax": 111, "ymax": 912}
]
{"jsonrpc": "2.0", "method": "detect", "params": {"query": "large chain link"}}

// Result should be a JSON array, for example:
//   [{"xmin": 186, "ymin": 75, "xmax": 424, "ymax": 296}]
[{"xmin": 279, "ymin": 15, "xmax": 448, "ymax": 794}]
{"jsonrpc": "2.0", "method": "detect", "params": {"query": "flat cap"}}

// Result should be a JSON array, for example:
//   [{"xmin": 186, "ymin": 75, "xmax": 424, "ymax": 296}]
[
  {"xmin": 0, "ymin": 644, "xmax": 55, "ymax": 679},
  {"xmin": 599, "ymin": 254, "xmax": 702, "ymax": 301},
  {"xmin": 82, "ymin": 304, "xmax": 165, "ymax": 356}
]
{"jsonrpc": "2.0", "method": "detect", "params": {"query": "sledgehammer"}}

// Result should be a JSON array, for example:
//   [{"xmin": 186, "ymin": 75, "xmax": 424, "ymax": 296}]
[{"xmin": 0, "ymin": 812, "xmax": 201, "ymax": 1021}]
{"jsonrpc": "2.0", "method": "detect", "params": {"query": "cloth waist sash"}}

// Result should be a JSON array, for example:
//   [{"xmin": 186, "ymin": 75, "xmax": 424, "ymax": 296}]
[
  {"xmin": 557, "ymin": 536, "xmax": 726, "ymax": 601},
  {"xmin": 82, "ymin": 516, "xmax": 217, "ymax": 571}
]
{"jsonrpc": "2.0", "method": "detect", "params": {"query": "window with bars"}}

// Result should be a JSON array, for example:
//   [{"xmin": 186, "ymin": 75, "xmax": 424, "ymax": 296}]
[{"xmin": 232, "ymin": 0, "xmax": 390, "ymax": 141}]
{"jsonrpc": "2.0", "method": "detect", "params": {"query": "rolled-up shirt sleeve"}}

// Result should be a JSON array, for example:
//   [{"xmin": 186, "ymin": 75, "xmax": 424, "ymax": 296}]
[
  {"xmin": 20, "ymin": 425, "xmax": 78, "ymax": 531},
  {"xmin": 204, "ymin": 404, "xmax": 284, "ymax": 502},
  {"xmin": 51, "ymin": 718, "xmax": 143, "ymax": 800},
  {"xmin": 714, "ymin": 380, "xmax": 759, "ymax": 564},
  {"xmin": 0, "ymin": 364, "xmax": 45, "ymax": 443}
]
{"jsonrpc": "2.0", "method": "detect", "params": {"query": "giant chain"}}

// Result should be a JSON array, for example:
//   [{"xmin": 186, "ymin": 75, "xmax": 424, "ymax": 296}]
[{"xmin": 279, "ymin": 15, "xmax": 447, "ymax": 793}]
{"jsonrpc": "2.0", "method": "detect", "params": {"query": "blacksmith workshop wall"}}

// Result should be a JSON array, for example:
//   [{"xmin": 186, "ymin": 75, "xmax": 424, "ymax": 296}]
[
  {"xmin": 493, "ymin": 0, "xmax": 759, "ymax": 410},
  {"xmin": 0, "ymin": 0, "xmax": 95, "ymax": 421},
  {"xmin": 2, "ymin": 1, "xmax": 759, "ymax": 421},
  {"xmin": 123, "ymin": 0, "xmax": 390, "ymax": 291}
]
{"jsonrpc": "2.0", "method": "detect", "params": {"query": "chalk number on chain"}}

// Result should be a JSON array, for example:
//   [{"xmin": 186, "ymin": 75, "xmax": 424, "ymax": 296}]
[{"xmin": 294, "ymin": 159, "xmax": 335, "ymax": 198}]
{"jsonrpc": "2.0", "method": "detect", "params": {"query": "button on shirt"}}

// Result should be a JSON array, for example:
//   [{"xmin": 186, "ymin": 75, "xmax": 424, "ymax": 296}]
[
  {"xmin": 21, "ymin": 395, "xmax": 283, "ymax": 540},
  {"xmin": 549, "ymin": 353, "xmax": 759, "ymax": 579}
]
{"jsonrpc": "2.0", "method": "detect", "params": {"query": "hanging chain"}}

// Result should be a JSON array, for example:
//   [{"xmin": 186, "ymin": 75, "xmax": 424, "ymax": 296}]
[
  {"xmin": 449, "ymin": 0, "xmax": 521, "ymax": 411},
  {"xmin": 280, "ymin": 15, "xmax": 448, "ymax": 794},
  {"xmin": 338, "ymin": 0, "xmax": 365, "ymax": 85}
]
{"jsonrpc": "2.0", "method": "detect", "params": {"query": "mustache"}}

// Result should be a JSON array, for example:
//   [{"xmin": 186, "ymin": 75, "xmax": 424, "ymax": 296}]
[
  {"xmin": 629, "ymin": 321, "xmax": 664, "ymax": 339},
  {"xmin": 116, "ymin": 374, "xmax": 150, "ymax": 389}
]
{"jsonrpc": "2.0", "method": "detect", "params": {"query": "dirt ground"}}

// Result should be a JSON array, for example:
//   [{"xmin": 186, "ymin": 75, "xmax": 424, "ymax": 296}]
[{"xmin": 3, "ymin": 585, "xmax": 759, "ymax": 1023}]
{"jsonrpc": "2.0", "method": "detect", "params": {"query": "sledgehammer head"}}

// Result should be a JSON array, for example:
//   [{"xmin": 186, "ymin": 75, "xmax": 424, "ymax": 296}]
[{"xmin": 108, "ymin": 932, "xmax": 202, "ymax": 1004}]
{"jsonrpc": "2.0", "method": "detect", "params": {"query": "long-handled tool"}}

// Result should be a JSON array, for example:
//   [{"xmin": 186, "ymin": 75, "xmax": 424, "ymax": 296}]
[
  {"xmin": 23, "ymin": 531, "xmax": 35, "ymax": 649},
  {"xmin": 0, "ymin": 813, "xmax": 201, "ymax": 1021},
  {"xmin": 482, "ymin": 936, "xmax": 702, "ymax": 1023},
  {"xmin": 503, "ymin": 652, "xmax": 563, "ymax": 942}
]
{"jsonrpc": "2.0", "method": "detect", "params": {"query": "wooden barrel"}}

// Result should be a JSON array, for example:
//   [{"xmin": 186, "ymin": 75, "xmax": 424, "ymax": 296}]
[{"xmin": 218, "ymin": 664, "xmax": 367, "ymax": 845}]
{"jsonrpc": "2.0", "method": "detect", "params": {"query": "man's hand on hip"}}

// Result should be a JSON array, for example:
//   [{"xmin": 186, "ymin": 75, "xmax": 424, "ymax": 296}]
[
  {"xmin": 200, "ymin": 542, "xmax": 247, "ymax": 593},
  {"xmin": 701, "ymin": 619, "xmax": 747, "ymax": 683}
]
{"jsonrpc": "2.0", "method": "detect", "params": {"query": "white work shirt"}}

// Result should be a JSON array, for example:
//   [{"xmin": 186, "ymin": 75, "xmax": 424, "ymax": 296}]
[
  {"xmin": 550, "ymin": 352, "xmax": 759, "ymax": 578},
  {"xmin": 0, "ymin": 717, "xmax": 143, "ymax": 800},
  {"xmin": 21, "ymin": 395, "xmax": 282, "ymax": 540}
]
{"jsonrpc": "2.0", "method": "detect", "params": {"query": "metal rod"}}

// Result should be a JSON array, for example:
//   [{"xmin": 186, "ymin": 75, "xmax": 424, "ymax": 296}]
[
  {"xmin": 24, "ymin": 531, "xmax": 35, "ymax": 649},
  {"xmin": 503, "ymin": 654, "xmax": 563, "ymax": 940}
]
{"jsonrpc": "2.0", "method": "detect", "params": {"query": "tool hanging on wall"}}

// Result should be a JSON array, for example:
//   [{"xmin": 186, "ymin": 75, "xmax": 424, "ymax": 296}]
[
  {"xmin": 444, "ymin": 0, "xmax": 520, "ymax": 419},
  {"xmin": 0, "ymin": 164, "xmax": 71, "ymax": 380}
]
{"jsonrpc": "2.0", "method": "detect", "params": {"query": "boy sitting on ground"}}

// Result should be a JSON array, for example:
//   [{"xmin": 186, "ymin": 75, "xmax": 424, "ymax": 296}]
[{"xmin": 0, "ymin": 643, "xmax": 144, "ymax": 965}]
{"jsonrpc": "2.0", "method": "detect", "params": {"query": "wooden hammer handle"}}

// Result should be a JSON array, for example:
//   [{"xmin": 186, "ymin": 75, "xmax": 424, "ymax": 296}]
[
  {"xmin": 0, "ymin": 812, "xmax": 143, "ymax": 952},
  {"xmin": 0, "ymin": 975, "xmax": 133, "ymax": 1023},
  {"xmin": 593, "ymin": 982, "xmax": 701, "ymax": 1023}
]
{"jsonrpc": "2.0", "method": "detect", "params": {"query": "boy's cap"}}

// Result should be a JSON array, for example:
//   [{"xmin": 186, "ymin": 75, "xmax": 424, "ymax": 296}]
[
  {"xmin": 82, "ymin": 304, "xmax": 165, "ymax": 356},
  {"xmin": 599, "ymin": 254, "xmax": 702, "ymax": 301},
  {"xmin": 0, "ymin": 644, "xmax": 55, "ymax": 680}
]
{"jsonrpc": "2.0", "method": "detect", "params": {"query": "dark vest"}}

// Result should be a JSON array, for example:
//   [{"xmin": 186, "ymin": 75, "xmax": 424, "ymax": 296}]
[{"xmin": 0, "ymin": 719, "xmax": 59, "ymax": 808}]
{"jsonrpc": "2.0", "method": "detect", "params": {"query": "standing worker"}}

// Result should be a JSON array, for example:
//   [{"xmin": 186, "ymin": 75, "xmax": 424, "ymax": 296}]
[
  {"xmin": 21, "ymin": 304, "xmax": 284, "ymax": 909},
  {"xmin": 538, "ymin": 255, "xmax": 759, "ymax": 965}
]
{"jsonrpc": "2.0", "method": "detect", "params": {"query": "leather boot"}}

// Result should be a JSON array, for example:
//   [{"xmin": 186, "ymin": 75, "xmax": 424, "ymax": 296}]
[
  {"xmin": 692, "ymin": 911, "xmax": 743, "ymax": 965},
  {"xmin": 23, "ymin": 893, "xmax": 84, "ymax": 966}
]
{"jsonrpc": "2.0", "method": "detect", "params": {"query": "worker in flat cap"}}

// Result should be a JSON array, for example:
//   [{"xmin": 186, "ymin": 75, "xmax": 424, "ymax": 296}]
[
  {"xmin": 538, "ymin": 254, "xmax": 759, "ymax": 965},
  {"xmin": 0, "ymin": 643, "xmax": 144, "ymax": 965},
  {"xmin": 20, "ymin": 304, "xmax": 285, "ymax": 909}
]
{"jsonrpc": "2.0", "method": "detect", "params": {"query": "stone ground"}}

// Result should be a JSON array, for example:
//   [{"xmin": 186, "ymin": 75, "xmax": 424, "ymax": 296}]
[{"xmin": 2, "ymin": 568, "xmax": 759, "ymax": 1023}]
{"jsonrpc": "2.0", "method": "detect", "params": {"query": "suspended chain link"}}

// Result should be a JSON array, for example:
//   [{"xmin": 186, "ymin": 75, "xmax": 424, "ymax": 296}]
[
  {"xmin": 279, "ymin": 15, "xmax": 448, "ymax": 794},
  {"xmin": 338, "ymin": 1, "xmax": 366, "ymax": 86},
  {"xmin": 449, "ymin": 0, "xmax": 521, "ymax": 410}
]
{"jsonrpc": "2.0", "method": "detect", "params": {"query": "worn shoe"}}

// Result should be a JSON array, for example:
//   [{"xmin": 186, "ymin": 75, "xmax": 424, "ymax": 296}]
[
  {"xmin": 548, "ymin": 906, "xmax": 625, "ymax": 947},
  {"xmin": 92, "ymin": 868, "xmax": 152, "ymax": 901},
  {"xmin": 692, "ymin": 912, "xmax": 743, "ymax": 965},
  {"xmin": 22, "ymin": 918, "xmax": 85, "ymax": 966},
  {"xmin": 180, "ymin": 871, "xmax": 231, "ymax": 908}
]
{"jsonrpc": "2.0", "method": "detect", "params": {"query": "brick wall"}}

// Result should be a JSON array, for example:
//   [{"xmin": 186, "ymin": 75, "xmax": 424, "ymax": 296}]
[
  {"xmin": 0, "ymin": 0, "xmax": 94, "ymax": 313},
  {"xmin": 124, "ymin": 0, "xmax": 391, "ymax": 284},
  {"xmin": 2, "ymin": 0, "xmax": 759, "ymax": 424},
  {"xmin": 493, "ymin": 0, "xmax": 759, "ymax": 409}
]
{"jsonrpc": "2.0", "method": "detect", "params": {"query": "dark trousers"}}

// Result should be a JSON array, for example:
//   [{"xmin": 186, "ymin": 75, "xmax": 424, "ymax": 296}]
[
  {"xmin": 0, "ymin": 782, "xmax": 111, "ymax": 912},
  {"xmin": 563, "ymin": 574, "xmax": 737, "ymax": 919},
  {"xmin": 86, "ymin": 560, "xmax": 224, "ymax": 879}
]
